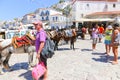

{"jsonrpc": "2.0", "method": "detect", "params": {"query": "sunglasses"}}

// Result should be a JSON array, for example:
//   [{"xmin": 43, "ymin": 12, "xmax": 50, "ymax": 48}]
[{"xmin": 33, "ymin": 24, "xmax": 39, "ymax": 26}]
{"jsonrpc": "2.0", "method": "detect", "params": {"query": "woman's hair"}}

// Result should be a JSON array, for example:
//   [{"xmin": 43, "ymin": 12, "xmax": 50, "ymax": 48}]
[{"xmin": 113, "ymin": 23, "xmax": 119, "ymax": 29}]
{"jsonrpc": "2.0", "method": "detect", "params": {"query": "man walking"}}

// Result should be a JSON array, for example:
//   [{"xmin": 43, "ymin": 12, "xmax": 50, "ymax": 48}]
[{"xmin": 32, "ymin": 19, "xmax": 47, "ymax": 80}]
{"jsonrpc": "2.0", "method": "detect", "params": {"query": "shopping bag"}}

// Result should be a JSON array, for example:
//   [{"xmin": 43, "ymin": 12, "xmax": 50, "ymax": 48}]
[{"xmin": 32, "ymin": 62, "xmax": 46, "ymax": 80}]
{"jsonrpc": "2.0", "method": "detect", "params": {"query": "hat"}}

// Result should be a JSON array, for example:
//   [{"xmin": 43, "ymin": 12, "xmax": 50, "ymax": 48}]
[
  {"xmin": 32, "ymin": 19, "xmax": 43, "ymax": 25},
  {"xmin": 107, "ymin": 25, "xmax": 113, "ymax": 29}
]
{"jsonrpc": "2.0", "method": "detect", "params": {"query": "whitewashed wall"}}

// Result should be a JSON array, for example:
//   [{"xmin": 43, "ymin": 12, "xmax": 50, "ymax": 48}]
[{"xmin": 72, "ymin": 1, "xmax": 120, "ymax": 21}]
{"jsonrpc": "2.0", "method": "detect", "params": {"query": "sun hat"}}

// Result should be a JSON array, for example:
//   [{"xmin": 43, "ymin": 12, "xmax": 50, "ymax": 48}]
[
  {"xmin": 107, "ymin": 25, "xmax": 113, "ymax": 29},
  {"xmin": 32, "ymin": 19, "xmax": 43, "ymax": 25}
]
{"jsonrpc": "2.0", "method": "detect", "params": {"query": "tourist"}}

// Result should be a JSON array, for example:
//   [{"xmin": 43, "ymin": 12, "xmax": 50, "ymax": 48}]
[
  {"xmin": 104, "ymin": 25, "xmax": 113, "ymax": 57},
  {"xmin": 32, "ymin": 19, "xmax": 47, "ymax": 80},
  {"xmin": 98, "ymin": 24, "xmax": 104, "ymax": 43},
  {"xmin": 81, "ymin": 26, "xmax": 86, "ymax": 40},
  {"xmin": 111, "ymin": 23, "xmax": 120, "ymax": 64},
  {"xmin": 92, "ymin": 24, "xmax": 99, "ymax": 52}
]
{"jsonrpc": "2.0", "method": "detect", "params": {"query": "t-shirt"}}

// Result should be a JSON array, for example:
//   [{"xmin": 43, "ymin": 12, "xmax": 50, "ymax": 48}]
[
  {"xmin": 92, "ymin": 28, "xmax": 98, "ymax": 38},
  {"xmin": 105, "ymin": 30, "xmax": 112, "ymax": 40},
  {"xmin": 35, "ymin": 29, "xmax": 47, "ymax": 53},
  {"xmin": 98, "ymin": 27, "xmax": 104, "ymax": 34}
]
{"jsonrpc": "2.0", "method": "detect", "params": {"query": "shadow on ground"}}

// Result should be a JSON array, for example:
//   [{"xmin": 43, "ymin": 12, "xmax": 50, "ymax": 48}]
[
  {"xmin": 19, "ymin": 70, "xmax": 44, "ymax": 80},
  {"xmin": 92, "ymin": 53, "xmax": 120, "ymax": 63},
  {"xmin": 92, "ymin": 52, "xmax": 106, "ymax": 55},
  {"xmin": 10, "ymin": 62, "xmax": 43, "ymax": 80},
  {"xmin": 19, "ymin": 70, "xmax": 33, "ymax": 80},
  {"xmin": 81, "ymin": 48, "xmax": 92, "ymax": 51},
  {"xmin": 10, "ymin": 62, "xmax": 28, "ymax": 71},
  {"xmin": 57, "ymin": 48, "xmax": 79, "ymax": 51},
  {"xmin": 92, "ymin": 55, "xmax": 109, "ymax": 63}
]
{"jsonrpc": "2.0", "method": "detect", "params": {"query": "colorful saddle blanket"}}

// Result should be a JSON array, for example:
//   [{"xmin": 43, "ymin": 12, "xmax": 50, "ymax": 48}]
[
  {"xmin": 49, "ymin": 30, "xmax": 57, "ymax": 38},
  {"xmin": 12, "ymin": 34, "xmax": 34, "ymax": 48}
]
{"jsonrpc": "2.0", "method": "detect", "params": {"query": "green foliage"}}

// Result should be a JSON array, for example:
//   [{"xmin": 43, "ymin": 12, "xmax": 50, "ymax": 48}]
[
  {"xmin": 62, "ymin": 5, "xmax": 72, "ymax": 16},
  {"xmin": 59, "ymin": 0, "xmax": 65, "ymax": 3},
  {"xmin": 51, "ymin": 0, "xmax": 72, "ymax": 17}
]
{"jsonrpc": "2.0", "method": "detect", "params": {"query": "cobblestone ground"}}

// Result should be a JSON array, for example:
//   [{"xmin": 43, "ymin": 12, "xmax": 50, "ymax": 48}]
[{"xmin": 0, "ymin": 34, "xmax": 120, "ymax": 80}]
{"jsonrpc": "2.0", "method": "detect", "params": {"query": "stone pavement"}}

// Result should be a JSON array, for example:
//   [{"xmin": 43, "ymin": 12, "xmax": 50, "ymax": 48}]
[{"xmin": 0, "ymin": 34, "xmax": 120, "ymax": 80}]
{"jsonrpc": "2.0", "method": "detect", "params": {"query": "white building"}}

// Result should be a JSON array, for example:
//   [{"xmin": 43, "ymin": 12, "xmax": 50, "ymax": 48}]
[
  {"xmin": 70, "ymin": 0, "xmax": 120, "ymax": 27},
  {"xmin": 22, "ymin": 8, "xmax": 70, "ymax": 29},
  {"xmin": 34, "ymin": 8, "xmax": 70, "ymax": 29},
  {"xmin": 50, "ymin": 13, "xmax": 71, "ymax": 29},
  {"xmin": 34, "ymin": 8, "xmax": 62, "ymax": 21},
  {"xmin": 22, "ymin": 13, "xmax": 35, "ymax": 24}
]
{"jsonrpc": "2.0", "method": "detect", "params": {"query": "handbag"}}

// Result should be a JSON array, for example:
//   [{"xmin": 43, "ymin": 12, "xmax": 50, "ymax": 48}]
[
  {"xmin": 113, "ymin": 33, "xmax": 120, "ymax": 46},
  {"xmin": 32, "ymin": 61, "xmax": 46, "ymax": 80},
  {"xmin": 113, "ymin": 41, "xmax": 119, "ymax": 46}
]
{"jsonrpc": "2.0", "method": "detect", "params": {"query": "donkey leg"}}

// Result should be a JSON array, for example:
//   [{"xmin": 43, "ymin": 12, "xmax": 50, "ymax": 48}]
[
  {"xmin": 56, "ymin": 41, "xmax": 59, "ymax": 50},
  {"xmin": 70, "ymin": 44, "xmax": 72, "ymax": 49},
  {"xmin": 0, "ymin": 53, "xmax": 5, "ymax": 74},
  {"xmin": 54, "ymin": 41, "xmax": 57, "ymax": 51},
  {"xmin": 3, "ymin": 52, "xmax": 12, "ymax": 71},
  {"xmin": 70, "ymin": 39, "xmax": 73, "ymax": 49},
  {"xmin": 73, "ymin": 42, "xmax": 75, "ymax": 50},
  {"xmin": 28, "ymin": 52, "xmax": 34, "ymax": 68},
  {"xmin": 0, "ymin": 60, "xmax": 4, "ymax": 74}
]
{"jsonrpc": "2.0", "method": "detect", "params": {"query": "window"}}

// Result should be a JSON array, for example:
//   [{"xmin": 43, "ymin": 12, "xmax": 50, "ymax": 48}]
[
  {"xmin": 56, "ymin": 17, "xmax": 58, "ymax": 21},
  {"xmin": 40, "ymin": 11, "xmax": 44, "ymax": 16},
  {"xmin": 51, "ymin": 26, "xmax": 55, "ymax": 29},
  {"xmin": 46, "ymin": 16, "xmax": 49, "ymax": 21},
  {"xmin": 46, "ymin": 10, "xmax": 50, "ymax": 15},
  {"xmin": 113, "ymin": 4, "xmax": 116, "ymax": 8},
  {"xmin": 53, "ymin": 17, "xmax": 55, "ymax": 21},
  {"xmin": 33, "ymin": 15, "xmax": 36, "ymax": 18},
  {"xmin": 87, "ymin": 4, "xmax": 89, "ymax": 7},
  {"xmin": 81, "ymin": 14, "xmax": 84, "ymax": 18},
  {"xmin": 42, "ymin": 17, "xmax": 44, "ymax": 21}
]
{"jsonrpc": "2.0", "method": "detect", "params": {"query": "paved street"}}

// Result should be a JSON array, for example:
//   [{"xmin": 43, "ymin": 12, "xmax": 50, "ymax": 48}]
[{"xmin": 1, "ymin": 34, "xmax": 120, "ymax": 80}]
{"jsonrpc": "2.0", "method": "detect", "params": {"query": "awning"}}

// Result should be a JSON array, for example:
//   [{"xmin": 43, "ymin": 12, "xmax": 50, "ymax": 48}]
[{"xmin": 77, "ymin": 18, "xmax": 114, "ymax": 22}]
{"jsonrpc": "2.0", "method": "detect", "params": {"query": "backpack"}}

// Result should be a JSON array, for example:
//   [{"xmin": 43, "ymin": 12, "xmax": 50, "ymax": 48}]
[{"xmin": 41, "ymin": 36, "xmax": 55, "ymax": 59}]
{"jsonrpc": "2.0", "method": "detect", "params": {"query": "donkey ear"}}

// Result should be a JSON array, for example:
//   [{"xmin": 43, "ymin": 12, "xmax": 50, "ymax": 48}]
[
  {"xmin": 26, "ymin": 31, "xmax": 30, "ymax": 35},
  {"xmin": 26, "ymin": 33, "xmax": 35, "ymax": 41}
]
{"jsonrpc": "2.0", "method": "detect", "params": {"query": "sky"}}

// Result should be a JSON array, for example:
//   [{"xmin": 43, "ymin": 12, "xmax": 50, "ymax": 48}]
[{"xmin": 0, "ymin": 0, "xmax": 59, "ymax": 21}]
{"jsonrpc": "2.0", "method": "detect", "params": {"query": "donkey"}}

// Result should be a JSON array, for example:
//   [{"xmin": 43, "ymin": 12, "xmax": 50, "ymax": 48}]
[
  {"xmin": 46, "ymin": 30, "xmax": 63, "ymax": 50},
  {"xmin": 62, "ymin": 28, "xmax": 77, "ymax": 50},
  {"xmin": 0, "ymin": 33, "xmax": 36, "ymax": 74}
]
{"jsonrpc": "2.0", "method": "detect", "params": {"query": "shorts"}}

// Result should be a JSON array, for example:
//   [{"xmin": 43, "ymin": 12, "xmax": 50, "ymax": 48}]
[
  {"xmin": 92, "ymin": 38, "xmax": 97, "ymax": 44},
  {"xmin": 40, "ymin": 53, "xmax": 47, "ymax": 67},
  {"xmin": 39, "ymin": 53, "xmax": 47, "ymax": 79},
  {"xmin": 98, "ymin": 34, "xmax": 103, "ymax": 38},
  {"xmin": 104, "ymin": 40, "xmax": 111, "ymax": 45}
]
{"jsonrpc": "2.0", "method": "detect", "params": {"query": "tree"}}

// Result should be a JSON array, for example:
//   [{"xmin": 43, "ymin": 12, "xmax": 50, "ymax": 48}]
[
  {"xmin": 59, "ymin": 0, "xmax": 65, "ymax": 3},
  {"xmin": 62, "ymin": 5, "xmax": 72, "ymax": 17}
]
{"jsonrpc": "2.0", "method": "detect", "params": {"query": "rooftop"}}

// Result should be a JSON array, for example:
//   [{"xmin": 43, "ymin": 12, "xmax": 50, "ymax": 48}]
[{"xmin": 87, "ymin": 11, "xmax": 120, "ymax": 16}]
